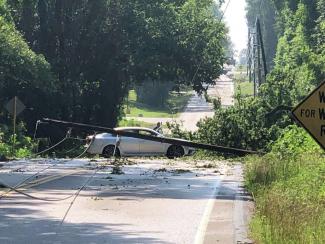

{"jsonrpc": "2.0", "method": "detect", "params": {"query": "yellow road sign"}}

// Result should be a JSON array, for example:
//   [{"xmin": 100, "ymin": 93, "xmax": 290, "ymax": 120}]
[{"xmin": 292, "ymin": 80, "xmax": 325, "ymax": 150}]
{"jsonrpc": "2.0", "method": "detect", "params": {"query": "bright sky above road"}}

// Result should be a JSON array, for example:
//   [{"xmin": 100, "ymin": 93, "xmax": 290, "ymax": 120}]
[{"xmin": 220, "ymin": 0, "xmax": 248, "ymax": 56}]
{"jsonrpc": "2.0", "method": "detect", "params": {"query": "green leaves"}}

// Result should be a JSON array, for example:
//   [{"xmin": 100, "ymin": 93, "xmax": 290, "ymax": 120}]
[
  {"xmin": 196, "ymin": 95, "xmax": 281, "ymax": 151},
  {"xmin": 0, "ymin": 3, "xmax": 55, "ymax": 128},
  {"xmin": 1, "ymin": 0, "xmax": 227, "ymax": 133},
  {"xmin": 259, "ymin": 2, "xmax": 324, "ymax": 111},
  {"xmin": 131, "ymin": 0, "xmax": 226, "ymax": 90},
  {"xmin": 271, "ymin": 125, "xmax": 322, "ymax": 157}
]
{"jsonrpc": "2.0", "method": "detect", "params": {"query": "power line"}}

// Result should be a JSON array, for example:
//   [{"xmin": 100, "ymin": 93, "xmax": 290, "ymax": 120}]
[
  {"xmin": 0, "ymin": 138, "xmax": 95, "ymax": 201},
  {"xmin": 259, "ymin": 0, "xmax": 264, "ymax": 14},
  {"xmin": 60, "ymin": 167, "xmax": 101, "ymax": 226},
  {"xmin": 246, "ymin": 0, "xmax": 268, "ymax": 96},
  {"xmin": 219, "ymin": 0, "xmax": 231, "ymax": 21},
  {"xmin": 190, "ymin": 0, "xmax": 231, "ymax": 87}
]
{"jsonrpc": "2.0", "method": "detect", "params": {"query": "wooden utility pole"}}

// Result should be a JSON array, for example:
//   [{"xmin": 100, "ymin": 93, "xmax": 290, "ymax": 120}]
[
  {"xmin": 256, "ymin": 18, "xmax": 262, "ymax": 88},
  {"xmin": 256, "ymin": 18, "xmax": 268, "ymax": 80},
  {"xmin": 247, "ymin": 29, "xmax": 251, "ymax": 82},
  {"xmin": 247, "ymin": 18, "xmax": 268, "ymax": 97},
  {"xmin": 4, "ymin": 96, "xmax": 26, "ymax": 156},
  {"xmin": 252, "ymin": 27, "xmax": 257, "ymax": 97},
  {"xmin": 12, "ymin": 96, "xmax": 17, "ymax": 156}
]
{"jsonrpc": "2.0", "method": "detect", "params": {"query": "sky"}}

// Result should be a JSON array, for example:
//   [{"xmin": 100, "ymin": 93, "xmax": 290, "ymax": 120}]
[{"xmin": 220, "ymin": 0, "xmax": 248, "ymax": 57}]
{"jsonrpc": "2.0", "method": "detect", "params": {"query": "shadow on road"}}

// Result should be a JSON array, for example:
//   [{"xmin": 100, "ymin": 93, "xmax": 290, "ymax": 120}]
[
  {"xmin": 0, "ymin": 199, "xmax": 170, "ymax": 244},
  {"xmin": 0, "ymin": 163, "xmax": 252, "ymax": 243}
]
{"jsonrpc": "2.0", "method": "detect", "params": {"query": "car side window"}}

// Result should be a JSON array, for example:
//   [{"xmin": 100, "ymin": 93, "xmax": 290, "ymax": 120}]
[
  {"xmin": 138, "ymin": 130, "xmax": 156, "ymax": 136},
  {"xmin": 123, "ymin": 129, "xmax": 137, "ymax": 133},
  {"xmin": 119, "ymin": 129, "xmax": 138, "ymax": 139}
]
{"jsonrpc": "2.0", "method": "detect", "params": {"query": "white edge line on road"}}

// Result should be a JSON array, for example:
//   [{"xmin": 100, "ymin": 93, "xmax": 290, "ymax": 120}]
[
  {"xmin": 233, "ymin": 166, "xmax": 249, "ymax": 243},
  {"xmin": 234, "ymin": 189, "xmax": 245, "ymax": 242},
  {"xmin": 194, "ymin": 174, "xmax": 225, "ymax": 244}
]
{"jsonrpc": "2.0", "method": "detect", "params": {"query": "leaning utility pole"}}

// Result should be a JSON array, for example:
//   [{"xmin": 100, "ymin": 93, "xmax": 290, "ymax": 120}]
[
  {"xmin": 247, "ymin": 18, "xmax": 268, "ymax": 97},
  {"xmin": 247, "ymin": 29, "xmax": 252, "ymax": 83},
  {"xmin": 252, "ymin": 26, "xmax": 257, "ymax": 97},
  {"xmin": 256, "ymin": 19, "xmax": 262, "ymax": 88},
  {"xmin": 256, "ymin": 18, "xmax": 268, "ymax": 82}
]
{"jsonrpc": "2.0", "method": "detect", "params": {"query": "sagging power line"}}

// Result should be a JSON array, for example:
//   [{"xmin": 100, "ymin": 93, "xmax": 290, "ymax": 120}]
[{"xmin": 190, "ymin": 0, "xmax": 231, "ymax": 88}]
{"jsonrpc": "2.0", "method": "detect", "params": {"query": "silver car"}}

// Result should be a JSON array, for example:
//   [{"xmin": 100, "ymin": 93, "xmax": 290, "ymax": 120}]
[{"xmin": 86, "ymin": 127, "xmax": 195, "ymax": 158}]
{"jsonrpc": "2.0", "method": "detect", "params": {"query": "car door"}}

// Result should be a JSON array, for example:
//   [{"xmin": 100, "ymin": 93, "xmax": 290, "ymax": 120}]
[
  {"xmin": 118, "ymin": 130, "xmax": 140, "ymax": 155},
  {"xmin": 138, "ymin": 130, "xmax": 166, "ymax": 156}
]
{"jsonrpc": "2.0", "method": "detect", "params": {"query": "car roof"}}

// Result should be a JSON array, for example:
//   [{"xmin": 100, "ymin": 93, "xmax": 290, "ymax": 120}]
[{"xmin": 115, "ymin": 127, "xmax": 157, "ymax": 133}]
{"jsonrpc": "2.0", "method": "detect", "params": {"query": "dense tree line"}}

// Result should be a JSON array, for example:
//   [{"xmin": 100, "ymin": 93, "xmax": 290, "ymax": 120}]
[
  {"xmin": 262, "ymin": 0, "xmax": 325, "ymax": 106},
  {"xmin": 195, "ymin": 0, "xmax": 325, "ymax": 151},
  {"xmin": 246, "ymin": 0, "xmax": 325, "ymax": 83},
  {"xmin": 0, "ymin": 0, "xmax": 56, "ymax": 128},
  {"xmin": 135, "ymin": 81, "xmax": 173, "ymax": 109},
  {"xmin": 0, "ymin": 0, "xmax": 227, "ymax": 132},
  {"xmin": 244, "ymin": 2, "xmax": 325, "ymax": 243}
]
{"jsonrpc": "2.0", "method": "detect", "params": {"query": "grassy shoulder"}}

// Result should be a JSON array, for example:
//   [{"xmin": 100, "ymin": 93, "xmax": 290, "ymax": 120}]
[
  {"xmin": 124, "ymin": 89, "xmax": 192, "ymax": 118},
  {"xmin": 233, "ymin": 65, "xmax": 254, "ymax": 98},
  {"xmin": 244, "ymin": 125, "xmax": 325, "ymax": 243},
  {"xmin": 235, "ymin": 81, "xmax": 254, "ymax": 97},
  {"xmin": 118, "ymin": 118, "xmax": 155, "ymax": 128}
]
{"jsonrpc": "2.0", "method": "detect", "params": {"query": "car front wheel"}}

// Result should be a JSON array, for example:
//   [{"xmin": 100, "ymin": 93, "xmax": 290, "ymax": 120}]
[
  {"xmin": 166, "ymin": 145, "xmax": 185, "ymax": 159},
  {"xmin": 102, "ymin": 145, "xmax": 120, "ymax": 158}
]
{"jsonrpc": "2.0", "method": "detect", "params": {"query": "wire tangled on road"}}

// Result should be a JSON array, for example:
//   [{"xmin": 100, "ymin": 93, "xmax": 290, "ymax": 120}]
[{"xmin": 0, "ymin": 135, "xmax": 96, "ymax": 201}]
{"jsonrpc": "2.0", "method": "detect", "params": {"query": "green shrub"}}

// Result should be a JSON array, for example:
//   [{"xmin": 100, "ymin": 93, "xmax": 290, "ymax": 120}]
[
  {"xmin": 0, "ymin": 142, "xmax": 10, "ymax": 157},
  {"xmin": 166, "ymin": 120, "xmax": 194, "ymax": 140},
  {"xmin": 0, "ymin": 122, "xmax": 36, "ymax": 158},
  {"xmin": 196, "ymin": 94, "xmax": 289, "ymax": 151},
  {"xmin": 270, "ymin": 125, "xmax": 322, "ymax": 158}
]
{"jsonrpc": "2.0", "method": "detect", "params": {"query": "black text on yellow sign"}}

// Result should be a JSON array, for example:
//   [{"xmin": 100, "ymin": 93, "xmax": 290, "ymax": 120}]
[{"xmin": 292, "ymin": 80, "xmax": 325, "ymax": 150}]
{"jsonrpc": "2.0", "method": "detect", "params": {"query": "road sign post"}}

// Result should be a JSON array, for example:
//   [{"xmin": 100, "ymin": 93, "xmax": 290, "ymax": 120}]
[
  {"xmin": 4, "ymin": 96, "xmax": 26, "ymax": 156},
  {"xmin": 13, "ymin": 96, "xmax": 17, "ymax": 155},
  {"xmin": 292, "ymin": 80, "xmax": 325, "ymax": 150}
]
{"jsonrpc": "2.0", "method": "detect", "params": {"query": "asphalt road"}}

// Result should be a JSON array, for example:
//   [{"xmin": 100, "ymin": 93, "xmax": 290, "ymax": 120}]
[
  {"xmin": 124, "ymin": 92, "xmax": 214, "ymax": 132},
  {"xmin": 210, "ymin": 75, "xmax": 235, "ymax": 107},
  {"xmin": 0, "ymin": 74, "xmax": 251, "ymax": 244},
  {"xmin": 0, "ymin": 158, "xmax": 253, "ymax": 244},
  {"xmin": 125, "ymin": 78, "xmax": 234, "ymax": 132}
]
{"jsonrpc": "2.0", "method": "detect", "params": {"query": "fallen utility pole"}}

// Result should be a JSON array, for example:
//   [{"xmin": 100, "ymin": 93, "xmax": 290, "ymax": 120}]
[{"xmin": 41, "ymin": 118, "xmax": 264, "ymax": 156}]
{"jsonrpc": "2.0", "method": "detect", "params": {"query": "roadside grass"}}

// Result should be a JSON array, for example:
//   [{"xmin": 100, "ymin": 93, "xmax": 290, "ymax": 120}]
[
  {"xmin": 233, "ymin": 66, "xmax": 253, "ymax": 98},
  {"xmin": 125, "ymin": 105, "xmax": 175, "ymax": 118},
  {"xmin": 244, "ymin": 126, "xmax": 325, "ymax": 243},
  {"xmin": 236, "ymin": 81, "xmax": 254, "ymax": 97},
  {"xmin": 124, "ymin": 89, "xmax": 192, "ymax": 118}
]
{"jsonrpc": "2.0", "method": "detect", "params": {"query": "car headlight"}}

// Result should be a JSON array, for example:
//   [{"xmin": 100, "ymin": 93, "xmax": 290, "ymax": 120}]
[{"xmin": 86, "ymin": 135, "xmax": 94, "ymax": 145}]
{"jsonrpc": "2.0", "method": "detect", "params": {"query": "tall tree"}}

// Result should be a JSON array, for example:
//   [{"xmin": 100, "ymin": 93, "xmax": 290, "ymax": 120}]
[
  {"xmin": 0, "ymin": 0, "xmax": 56, "ymax": 128},
  {"xmin": 4, "ymin": 0, "xmax": 227, "ymax": 128}
]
